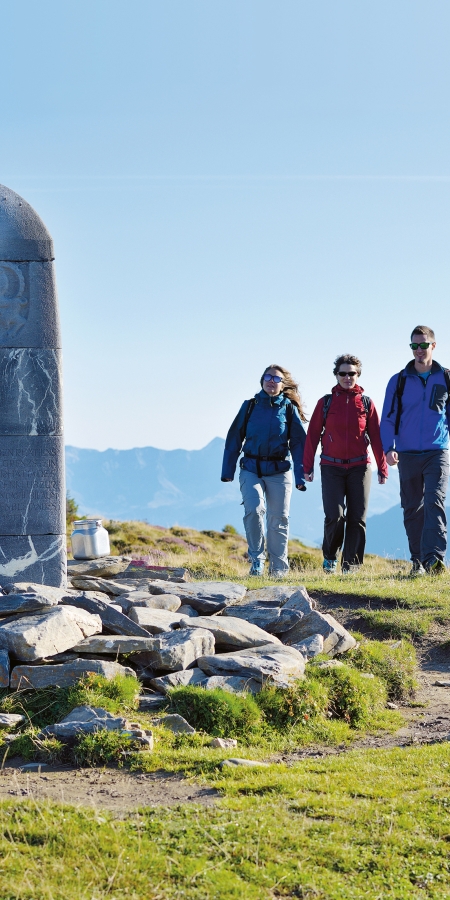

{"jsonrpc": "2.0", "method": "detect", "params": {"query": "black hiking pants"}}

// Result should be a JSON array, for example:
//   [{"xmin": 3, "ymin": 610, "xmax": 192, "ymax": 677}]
[{"xmin": 321, "ymin": 464, "xmax": 372, "ymax": 567}]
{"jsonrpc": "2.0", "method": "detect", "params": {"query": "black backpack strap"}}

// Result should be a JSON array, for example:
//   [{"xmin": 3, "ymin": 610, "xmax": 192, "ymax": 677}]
[
  {"xmin": 321, "ymin": 394, "xmax": 332, "ymax": 434},
  {"xmin": 444, "ymin": 369, "xmax": 450, "ymax": 405},
  {"xmin": 386, "ymin": 371, "xmax": 406, "ymax": 436},
  {"xmin": 241, "ymin": 398, "xmax": 256, "ymax": 443}
]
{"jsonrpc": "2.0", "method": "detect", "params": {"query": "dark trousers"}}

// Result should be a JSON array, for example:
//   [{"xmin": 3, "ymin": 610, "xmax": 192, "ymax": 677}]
[
  {"xmin": 321, "ymin": 464, "xmax": 372, "ymax": 566},
  {"xmin": 398, "ymin": 449, "xmax": 449, "ymax": 565}
]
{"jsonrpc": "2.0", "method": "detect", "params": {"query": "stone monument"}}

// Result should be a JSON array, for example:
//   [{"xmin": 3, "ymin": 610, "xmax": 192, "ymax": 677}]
[{"xmin": 0, "ymin": 184, "xmax": 66, "ymax": 587}]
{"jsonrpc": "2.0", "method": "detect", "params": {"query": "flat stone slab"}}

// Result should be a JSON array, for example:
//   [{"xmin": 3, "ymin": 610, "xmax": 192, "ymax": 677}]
[
  {"xmin": 138, "ymin": 694, "xmax": 167, "ymax": 711},
  {"xmin": 204, "ymin": 675, "xmax": 263, "ymax": 694},
  {"xmin": 128, "ymin": 607, "xmax": 188, "ymax": 634},
  {"xmin": 10, "ymin": 658, "xmax": 136, "ymax": 689},
  {"xmin": 0, "ymin": 713, "xmax": 24, "ymax": 728},
  {"xmin": 239, "ymin": 586, "xmax": 300, "ymax": 606},
  {"xmin": 221, "ymin": 604, "xmax": 303, "ymax": 634},
  {"xmin": 149, "ymin": 667, "xmax": 208, "ymax": 694},
  {"xmin": 5, "ymin": 582, "xmax": 72, "ymax": 602},
  {"xmin": 292, "ymin": 634, "xmax": 324, "ymax": 658},
  {"xmin": 179, "ymin": 615, "xmax": 281, "ymax": 651},
  {"xmin": 210, "ymin": 737, "xmax": 238, "ymax": 749},
  {"xmin": 69, "ymin": 575, "xmax": 128, "ymax": 595},
  {"xmin": 197, "ymin": 643, "xmax": 306, "ymax": 686},
  {"xmin": 0, "ymin": 592, "xmax": 58, "ymax": 616},
  {"xmin": 128, "ymin": 628, "xmax": 215, "ymax": 674},
  {"xmin": 41, "ymin": 706, "xmax": 127, "ymax": 741},
  {"xmin": 0, "ymin": 534, "xmax": 66, "ymax": 588},
  {"xmin": 71, "ymin": 635, "xmax": 160, "ymax": 655},
  {"xmin": 0, "ymin": 605, "xmax": 101, "ymax": 661},
  {"xmin": 152, "ymin": 714, "xmax": 195, "ymax": 734},
  {"xmin": 60, "ymin": 593, "xmax": 149, "ymax": 638},
  {"xmin": 282, "ymin": 609, "xmax": 356, "ymax": 654},
  {"xmin": 67, "ymin": 557, "xmax": 129, "ymax": 577},
  {"xmin": 147, "ymin": 581, "xmax": 247, "ymax": 615},
  {"xmin": 126, "ymin": 594, "xmax": 181, "ymax": 612},
  {"xmin": 178, "ymin": 605, "xmax": 198, "ymax": 617}
]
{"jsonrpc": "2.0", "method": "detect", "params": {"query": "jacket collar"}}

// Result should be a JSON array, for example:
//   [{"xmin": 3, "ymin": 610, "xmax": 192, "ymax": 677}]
[
  {"xmin": 331, "ymin": 383, "xmax": 364, "ymax": 396},
  {"xmin": 256, "ymin": 389, "xmax": 286, "ymax": 406},
  {"xmin": 405, "ymin": 359, "xmax": 442, "ymax": 376}
]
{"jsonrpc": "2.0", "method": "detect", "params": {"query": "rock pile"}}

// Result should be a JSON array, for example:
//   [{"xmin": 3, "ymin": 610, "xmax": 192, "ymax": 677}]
[{"xmin": 0, "ymin": 558, "xmax": 357, "ymax": 704}]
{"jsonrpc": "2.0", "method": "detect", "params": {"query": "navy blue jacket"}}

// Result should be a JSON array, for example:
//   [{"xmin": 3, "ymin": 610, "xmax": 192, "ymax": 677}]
[
  {"xmin": 380, "ymin": 360, "xmax": 450, "ymax": 453},
  {"xmin": 221, "ymin": 390, "xmax": 306, "ymax": 485}
]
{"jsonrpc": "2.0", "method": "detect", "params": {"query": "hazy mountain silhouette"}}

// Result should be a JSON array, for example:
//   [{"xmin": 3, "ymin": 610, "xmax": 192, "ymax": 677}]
[{"xmin": 65, "ymin": 439, "xmax": 402, "ymax": 547}]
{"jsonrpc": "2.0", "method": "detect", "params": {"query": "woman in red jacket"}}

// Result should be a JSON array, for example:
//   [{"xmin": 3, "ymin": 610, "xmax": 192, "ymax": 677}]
[{"xmin": 304, "ymin": 354, "xmax": 388, "ymax": 574}]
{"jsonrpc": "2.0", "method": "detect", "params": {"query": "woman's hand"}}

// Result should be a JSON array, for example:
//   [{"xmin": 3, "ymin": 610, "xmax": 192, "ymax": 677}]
[
  {"xmin": 304, "ymin": 472, "xmax": 314, "ymax": 482},
  {"xmin": 378, "ymin": 475, "xmax": 387, "ymax": 484}
]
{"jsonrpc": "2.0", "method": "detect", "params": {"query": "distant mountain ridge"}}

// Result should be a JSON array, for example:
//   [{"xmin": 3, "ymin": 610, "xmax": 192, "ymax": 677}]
[{"xmin": 66, "ymin": 439, "xmax": 404, "ymax": 552}]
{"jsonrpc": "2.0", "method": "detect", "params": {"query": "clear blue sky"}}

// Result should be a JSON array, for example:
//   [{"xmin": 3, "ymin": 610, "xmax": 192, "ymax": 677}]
[{"xmin": 2, "ymin": 0, "xmax": 450, "ymax": 450}]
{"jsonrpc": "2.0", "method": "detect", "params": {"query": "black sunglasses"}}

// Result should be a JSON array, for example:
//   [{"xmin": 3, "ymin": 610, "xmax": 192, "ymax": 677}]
[
  {"xmin": 410, "ymin": 342, "xmax": 431, "ymax": 350},
  {"xmin": 263, "ymin": 373, "xmax": 283, "ymax": 383},
  {"xmin": 337, "ymin": 371, "xmax": 358, "ymax": 377}
]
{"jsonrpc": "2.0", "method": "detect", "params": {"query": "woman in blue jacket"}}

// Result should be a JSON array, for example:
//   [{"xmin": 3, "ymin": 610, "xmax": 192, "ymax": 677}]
[{"xmin": 221, "ymin": 365, "xmax": 307, "ymax": 577}]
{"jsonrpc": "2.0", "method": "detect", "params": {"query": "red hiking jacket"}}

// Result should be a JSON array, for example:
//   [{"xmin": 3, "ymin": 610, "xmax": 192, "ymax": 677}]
[{"xmin": 303, "ymin": 385, "xmax": 388, "ymax": 477}]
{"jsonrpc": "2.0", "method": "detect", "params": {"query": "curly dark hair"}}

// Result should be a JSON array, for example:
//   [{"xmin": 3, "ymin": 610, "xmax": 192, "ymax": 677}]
[{"xmin": 333, "ymin": 354, "xmax": 362, "ymax": 377}]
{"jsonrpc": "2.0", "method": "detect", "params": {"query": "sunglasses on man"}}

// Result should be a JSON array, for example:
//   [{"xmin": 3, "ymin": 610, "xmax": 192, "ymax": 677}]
[{"xmin": 410, "ymin": 342, "xmax": 431, "ymax": 350}]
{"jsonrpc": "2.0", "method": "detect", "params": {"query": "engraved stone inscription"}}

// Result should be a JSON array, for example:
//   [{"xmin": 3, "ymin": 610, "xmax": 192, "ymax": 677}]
[
  {"xmin": 0, "ymin": 436, "xmax": 64, "ymax": 535},
  {"xmin": 0, "ymin": 263, "xmax": 29, "ymax": 340}
]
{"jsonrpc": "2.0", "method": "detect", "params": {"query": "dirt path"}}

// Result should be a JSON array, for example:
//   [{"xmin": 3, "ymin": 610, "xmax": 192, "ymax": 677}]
[{"xmin": 1, "ymin": 591, "xmax": 449, "ymax": 811}]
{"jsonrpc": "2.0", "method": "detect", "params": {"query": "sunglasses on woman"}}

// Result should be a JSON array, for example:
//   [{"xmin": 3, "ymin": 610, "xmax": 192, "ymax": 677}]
[
  {"xmin": 263, "ymin": 374, "xmax": 283, "ymax": 383},
  {"xmin": 410, "ymin": 342, "xmax": 431, "ymax": 350}
]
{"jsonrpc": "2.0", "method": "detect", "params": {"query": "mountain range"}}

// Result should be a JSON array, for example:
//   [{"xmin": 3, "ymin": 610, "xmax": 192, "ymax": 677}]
[{"xmin": 65, "ymin": 439, "xmax": 428, "ymax": 559}]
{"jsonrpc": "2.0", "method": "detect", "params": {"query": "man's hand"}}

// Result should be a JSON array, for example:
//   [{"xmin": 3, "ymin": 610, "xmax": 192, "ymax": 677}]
[
  {"xmin": 296, "ymin": 484, "xmax": 307, "ymax": 491},
  {"xmin": 386, "ymin": 451, "xmax": 399, "ymax": 467},
  {"xmin": 304, "ymin": 472, "xmax": 314, "ymax": 482},
  {"xmin": 378, "ymin": 475, "xmax": 387, "ymax": 484},
  {"xmin": 222, "ymin": 478, "xmax": 233, "ymax": 482}
]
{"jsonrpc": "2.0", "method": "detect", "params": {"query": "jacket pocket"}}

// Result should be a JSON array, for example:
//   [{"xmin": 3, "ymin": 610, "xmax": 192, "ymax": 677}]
[{"xmin": 430, "ymin": 383, "xmax": 448, "ymax": 413}]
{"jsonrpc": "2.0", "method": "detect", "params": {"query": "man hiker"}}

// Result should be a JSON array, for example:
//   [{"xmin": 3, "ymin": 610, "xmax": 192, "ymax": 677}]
[{"xmin": 380, "ymin": 326, "xmax": 450, "ymax": 575}]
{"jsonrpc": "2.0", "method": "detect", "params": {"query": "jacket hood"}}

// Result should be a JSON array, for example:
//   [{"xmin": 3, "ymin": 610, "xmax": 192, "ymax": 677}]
[
  {"xmin": 331, "ymin": 383, "xmax": 364, "ymax": 396},
  {"xmin": 404, "ymin": 360, "xmax": 442, "ymax": 376},
  {"xmin": 256, "ymin": 389, "xmax": 287, "ymax": 405}
]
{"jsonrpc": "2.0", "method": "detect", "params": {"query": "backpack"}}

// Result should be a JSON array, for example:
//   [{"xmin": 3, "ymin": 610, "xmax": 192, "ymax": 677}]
[
  {"xmin": 321, "ymin": 392, "xmax": 371, "ymax": 436},
  {"xmin": 388, "ymin": 368, "xmax": 450, "ymax": 435}
]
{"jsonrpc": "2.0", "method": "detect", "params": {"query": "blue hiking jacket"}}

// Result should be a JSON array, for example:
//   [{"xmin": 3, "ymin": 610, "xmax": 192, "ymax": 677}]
[
  {"xmin": 380, "ymin": 360, "xmax": 450, "ymax": 453},
  {"xmin": 221, "ymin": 390, "xmax": 306, "ymax": 485}
]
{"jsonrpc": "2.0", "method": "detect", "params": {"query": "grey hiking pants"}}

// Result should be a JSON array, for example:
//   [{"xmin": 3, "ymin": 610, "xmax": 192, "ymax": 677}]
[
  {"xmin": 321, "ymin": 464, "xmax": 372, "ymax": 567},
  {"xmin": 398, "ymin": 449, "xmax": 449, "ymax": 565},
  {"xmin": 239, "ymin": 468, "xmax": 292, "ymax": 573}
]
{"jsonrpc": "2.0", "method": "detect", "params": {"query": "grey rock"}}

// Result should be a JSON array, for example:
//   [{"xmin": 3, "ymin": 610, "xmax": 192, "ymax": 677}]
[
  {"xmin": 147, "ymin": 581, "xmax": 247, "ymax": 615},
  {"xmin": 316, "ymin": 659, "xmax": 344, "ymax": 669},
  {"xmin": 127, "ymin": 594, "xmax": 181, "ymax": 612},
  {"xmin": 179, "ymin": 615, "xmax": 281, "ymax": 651},
  {"xmin": 60, "ymin": 593, "xmax": 150, "ymax": 637},
  {"xmin": 197, "ymin": 643, "xmax": 306, "ymax": 686},
  {"xmin": 283, "ymin": 587, "xmax": 316, "ymax": 614},
  {"xmin": 19, "ymin": 763, "xmax": 51, "ymax": 772},
  {"xmin": 5, "ymin": 582, "xmax": 72, "ymax": 602},
  {"xmin": 138, "ymin": 694, "xmax": 167, "ymax": 711},
  {"xmin": 434, "ymin": 680, "xmax": 450, "ymax": 687},
  {"xmin": 0, "ymin": 605, "xmax": 101, "ymax": 661},
  {"xmin": 282, "ymin": 609, "xmax": 356, "ymax": 654},
  {"xmin": 292, "ymin": 634, "xmax": 324, "ymax": 658},
  {"xmin": 0, "ymin": 534, "xmax": 66, "ymax": 589},
  {"xmin": 149, "ymin": 667, "xmax": 208, "ymax": 694},
  {"xmin": 69, "ymin": 575, "xmax": 128, "ymax": 595},
  {"xmin": 0, "ymin": 649, "xmax": 9, "ymax": 686},
  {"xmin": 10, "ymin": 658, "xmax": 136, "ymax": 689},
  {"xmin": 239, "ymin": 586, "xmax": 300, "ymax": 606},
  {"xmin": 178, "ymin": 605, "xmax": 199, "ymax": 617},
  {"xmin": 204, "ymin": 675, "xmax": 262, "ymax": 694},
  {"xmin": 0, "ymin": 713, "xmax": 24, "ymax": 728},
  {"xmin": 210, "ymin": 737, "xmax": 238, "ymax": 749},
  {"xmin": 128, "ymin": 628, "xmax": 215, "ymax": 674},
  {"xmin": 0, "ymin": 435, "xmax": 64, "ymax": 535},
  {"xmin": 152, "ymin": 713, "xmax": 195, "ymax": 734},
  {"xmin": 221, "ymin": 758, "xmax": 270, "ymax": 768},
  {"xmin": 128, "ymin": 607, "xmax": 188, "ymax": 634},
  {"xmin": 0, "ymin": 592, "xmax": 58, "ymax": 616},
  {"xmin": 221, "ymin": 604, "xmax": 303, "ymax": 634},
  {"xmin": 71, "ymin": 635, "xmax": 160, "ymax": 655},
  {"xmin": 41, "ymin": 706, "xmax": 127, "ymax": 741},
  {"xmin": 0, "ymin": 349, "xmax": 62, "ymax": 435},
  {"xmin": 67, "ymin": 557, "xmax": 129, "ymax": 578}
]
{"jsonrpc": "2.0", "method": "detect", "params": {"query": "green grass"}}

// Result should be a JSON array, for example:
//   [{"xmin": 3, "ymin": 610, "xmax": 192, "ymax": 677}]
[{"xmin": 0, "ymin": 743, "xmax": 450, "ymax": 899}]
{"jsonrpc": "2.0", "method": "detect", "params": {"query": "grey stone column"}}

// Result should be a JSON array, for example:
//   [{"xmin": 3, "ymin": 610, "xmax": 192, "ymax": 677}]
[{"xmin": 0, "ymin": 185, "xmax": 66, "ymax": 587}]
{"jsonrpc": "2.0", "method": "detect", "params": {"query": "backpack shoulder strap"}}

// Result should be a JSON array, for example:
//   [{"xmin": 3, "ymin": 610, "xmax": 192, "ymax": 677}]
[
  {"xmin": 361, "ymin": 394, "xmax": 371, "ymax": 415},
  {"xmin": 386, "ymin": 371, "xmax": 406, "ymax": 435},
  {"xmin": 321, "ymin": 394, "xmax": 332, "ymax": 434},
  {"xmin": 444, "ymin": 369, "xmax": 450, "ymax": 403},
  {"xmin": 242, "ymin": 398, "xmax": 256, "ymax": 441}
]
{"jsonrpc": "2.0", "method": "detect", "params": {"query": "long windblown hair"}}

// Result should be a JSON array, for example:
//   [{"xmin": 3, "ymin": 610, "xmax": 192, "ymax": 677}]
[{"xmin": 260, "ymin": 365, "xmax": 308, "ymax": 422}]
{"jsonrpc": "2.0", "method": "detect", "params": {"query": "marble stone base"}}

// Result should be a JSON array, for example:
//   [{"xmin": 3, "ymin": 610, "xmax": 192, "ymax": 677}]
[
  {"xmin": 0, "ymin": 534, "xmax": 66, "ymax": 588},
  {"xmin": 0, "ymin": 349, "xmax": 62, "ymax": 434},
  {"xmin": 0, "ymin": 434, "xmax": 65, "ymax": 533}
]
